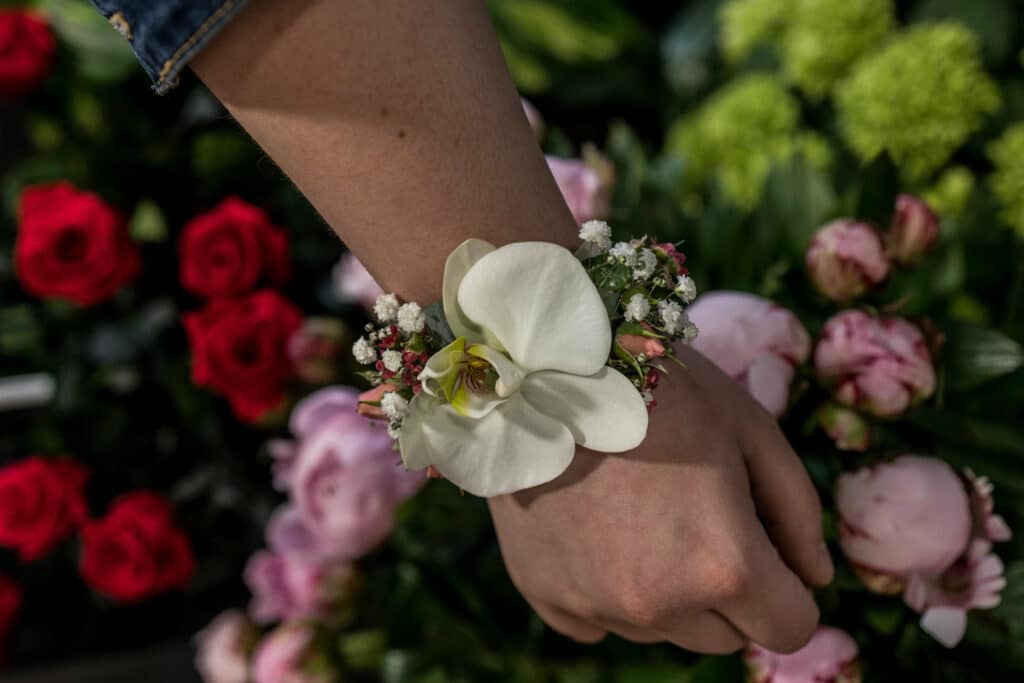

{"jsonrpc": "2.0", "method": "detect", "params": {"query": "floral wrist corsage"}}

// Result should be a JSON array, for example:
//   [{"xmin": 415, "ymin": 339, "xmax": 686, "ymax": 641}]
[{"xmin": 352, "ymin": 220, "xmax": 699, "ymax": 497}]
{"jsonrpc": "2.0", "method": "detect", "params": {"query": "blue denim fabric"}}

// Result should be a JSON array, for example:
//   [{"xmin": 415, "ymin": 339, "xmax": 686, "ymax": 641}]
[{"xmin": 89, "ymin": 0, "xmax": 250, "ymax": 94}]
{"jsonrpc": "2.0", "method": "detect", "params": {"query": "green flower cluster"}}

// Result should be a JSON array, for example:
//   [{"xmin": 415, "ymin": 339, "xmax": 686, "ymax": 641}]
[
  {"xmin": 836, "ymin": 23, "xmax": 1000, "ymax": 181},
  {"xmin": 988, "ymin": 124, "xmax": 1024, "ymax": 237},
  {"xmin": 720, "ymin": 0, "xmax": 893, "ymax": 99},
  {"xmin": 666, "ymin": 74, "xmax": 830, "ymax": 210}
]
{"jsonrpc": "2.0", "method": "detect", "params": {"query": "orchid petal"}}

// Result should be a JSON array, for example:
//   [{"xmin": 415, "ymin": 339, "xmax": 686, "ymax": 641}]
[
  {"xmin": 457, "ymin": 242, "xmax": 611, "ymax": 375},
  {"xmin": 468, "ymin": 344, "xmax": 524, "ymax": 397},
  {"xmin": 399, "ymin": 392, "xmax": 575, "ymax": 497},
  {"xmin": 520, "ymin": 367, "xmax": 648, "ymax": 452},
  {"xmin": 442, "ymin": 239, "xmax": 495, "ymax": 342},
  {"xmin": 419, "ymin": 337, "xmax": 467, "ymax": 400}
]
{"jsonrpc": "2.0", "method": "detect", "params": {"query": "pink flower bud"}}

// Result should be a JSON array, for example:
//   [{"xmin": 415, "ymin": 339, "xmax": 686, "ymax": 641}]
[
  {"xmin": 244, "ymin": 550, "xmax": 355, "ymax": 624},
  {"xmin": 357, "ymin": 383, "xmax": 398, "ymax": 420},
  {"xmin": 817, "ymin": 404, "xmax": 870, "ymax": 452},
  {"xmin": 688, "ymin": 292, "xmax": 810, "ymax": 417},
  {"xmin": 814, "ymin": 311, "xmax": 935, "ymax": 418},
  {"xmin": 745, "ymin": 626, "xmax": 861, "ymax": 683},
  {"xmin": 806, "ymin": 220, "xmax": 890, "ymax": 302},
  {"xmin": 251, "ymin": 623, "xmax": 329, "ymax": 683},
  {"xmin": 194, "ymin": 610, "xmax": 257, "ymax": 683},
  {"xmin": 888, "ymin": 194, "xmax": 939, "ymax": 266},
  {"xmin": 615, "ymin": 328, "xmax": 667, "ymax": 359},
  {"xmin": 546, "ymin": 156, "xmax": 611, "ymax": 224},
  {"xmin": 836, "ymin": 456, "xmax": 971, "ymax": 583},
  {"xmin": 288, "ymin": 318, "xmax": 346, "ymax": 385}
]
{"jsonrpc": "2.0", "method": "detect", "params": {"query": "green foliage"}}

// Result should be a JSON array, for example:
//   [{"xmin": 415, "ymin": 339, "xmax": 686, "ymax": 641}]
[
  {"xmin": 718, "ymin": 0, "xmax": 790, "ymax": 64},
  {"xmin": 835, "ymin": 23, "xmax": 1000, "ymax": 181},
  {"xmin": 665, "ymin": 74, "xmax": 830, "ymax": 210},
  {"xmin": 987, "ymin": 123, "xmax": 1024, "ymax": 238}
]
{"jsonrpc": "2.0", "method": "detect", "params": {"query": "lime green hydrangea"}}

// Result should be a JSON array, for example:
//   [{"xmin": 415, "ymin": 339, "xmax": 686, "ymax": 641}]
[
  {"xmin": 987, "ymin": 124, "xmax": 1024, "ymax": 237},
  {"xmin": 666, "ymin": 74, "xmax": 831, "ymax": 210},
  {"xmin": 922, "ymin": 166, "xmax": 975, "ymax": 219},
  {"xmin": 836, "ymin": 23, "xmax": 1000, "ymax": 181},
  {"xmin": 720, "ymin": 0, "xmax": 893, "ymax": 99}
]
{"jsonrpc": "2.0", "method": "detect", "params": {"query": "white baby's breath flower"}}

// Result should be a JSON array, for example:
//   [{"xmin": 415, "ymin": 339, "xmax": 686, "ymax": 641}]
[
  {"xmin": 381, "ymin": 391, "xmax": 410, "ymax": 420},
  {"xmin": 633, "ymin": 249, "xmax": 658, "ymax": 280},
  {"xmin": 397, "ymin": 302, "xmax": 426, "ymax": 334},
  {"xmin": 683, "ymin": 321, "xmax": 699, "ymax": 341},
  {"xmin": 387, "ymin": 422, "xmax": 402, "ymax": 440},
  {"xmin": 624, "ymin": 293, "xmax": 651, "ymax": 322},
  {"xmin": 579, "ymin": 220, "xmax": 612, "ymax": 252},
  {"xmin": 675, "ymin": 275, "xmax": 697, "ymax": 303},
  {"xmin": 609, "ymin": 242, "xmax": 637, "ymax": 266},
  {"xmin": 382, "ymin": 349, "xmax": 403, "ymax": 373},
  {"xmin": 373, "ymin": 293, "xmax": 401, "ymax": 322},
  {"xmin": 659, "ymin": 300, "xmax": 685, "ymax": 335},
  {"xmin": 352, "ymin": 337, "xmax": 378, "ymax": 365}
]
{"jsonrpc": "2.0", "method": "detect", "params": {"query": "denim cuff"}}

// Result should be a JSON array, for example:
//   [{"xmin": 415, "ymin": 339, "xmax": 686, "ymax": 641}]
[{"xmin": 90, "ymin": 0, "xmax": 250, "ymax": 94}]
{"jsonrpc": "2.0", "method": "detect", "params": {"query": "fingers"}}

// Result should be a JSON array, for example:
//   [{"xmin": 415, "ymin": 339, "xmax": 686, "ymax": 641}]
[
  {"xmin": 741, "ymin": 417, "xmax": 833, "ymax": 587},
  {"xmin": 527, "ymin": 598, "xmax": 608, "ymax": 644},
  {"xmin": 657, "ymin": 612, "xmax": 748, "ymax": 654},
  {"xmin": 718, "ymin": 523, "xmax": 821, "ymax": 653}
]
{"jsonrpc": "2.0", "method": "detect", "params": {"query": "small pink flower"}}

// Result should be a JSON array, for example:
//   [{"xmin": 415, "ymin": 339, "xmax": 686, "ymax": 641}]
[
  {"xmin": 616, "ymin": 331, "xmax": 667, "ymax": 359},
  {"xmin": 806, "ymin": 220, "xmax": 890, "ymax": 302},
  {"xmin": 244, "ymin": 550, "xmax": 354, "ymax": 624},
  {"xmin": 332, "ymin": 253, "xmax": 383, "ymax": 312},
  {"xmin": 817, "ymin": 404, "xmax": 870, "ymax": 452},
  {"xmin": 657, "ymin": 243, "xmax": 688, "ymax": 273},
  {"xmin": 888, "ymin": 194, "xmax": 940, "ymax": 266},
  {"xmin": 814, "ymin": 311, "xmax": 935, "ymax": 418},
  {"xmin": 251, "ymin": 623, "xmax": 328, "ymax": 683},
  {"xmin": 194, "ymin": 610, "xmax": 257, "ymax": 683},
  {"xmin": 546, "ymin": 156, "xmax": 610, "ymax": 224},
  {"xmin": 687, "ymin": 292, "xmax": 810, "ymax": 417},
  {"xmin": 745, "ymin": 626, "xmax": 861, "ymax": 683},
  {"xmin": 287, "ymin": 318, "xmax": 346, "ymax": 385}
]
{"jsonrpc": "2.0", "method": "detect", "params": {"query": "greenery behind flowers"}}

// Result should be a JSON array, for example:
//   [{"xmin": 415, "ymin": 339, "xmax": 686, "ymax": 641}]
[{"xmin": 1, "ymin": 0, "xmax": 1024, "ymax": 681}]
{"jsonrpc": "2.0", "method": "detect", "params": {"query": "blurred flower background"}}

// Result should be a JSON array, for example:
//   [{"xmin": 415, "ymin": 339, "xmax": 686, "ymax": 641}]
[{"xmin": 1, "ymin": 0, "xmax": 1023, "ymax": 681}]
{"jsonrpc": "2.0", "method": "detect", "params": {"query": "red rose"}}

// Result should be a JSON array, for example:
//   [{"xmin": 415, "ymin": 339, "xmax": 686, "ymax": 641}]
[
  {"xmin": 0, "ymin": 456, "xmax": 89, "ymax": 562},
  {"xmin": 15, "ymin": 182, "xmax": 141, "ymax": 307},
  {"xmin": 178, "ymin": 197, "xmax": 290, "ymax": 299},
  {"xmin": 184, "ymin": 290, "xmax": 302, "ymax": 422},
  {"xmin": 0, "ymin": 573, "xmax": 22, "ymax": 664},
  {"xmin": 0, "ymin": 9, "xmax": 55, "ymax": 100},
  {"xmin": 79, "ymin": 492, "xmax": 195, "ymax": 603}
]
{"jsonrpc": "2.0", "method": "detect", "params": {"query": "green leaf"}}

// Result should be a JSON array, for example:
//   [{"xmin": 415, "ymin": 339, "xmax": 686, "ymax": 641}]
[
  {"xmin": 38, "ymin": 0, "xmax": 139, "ymax": 83},
  {"xmin": 855, "ymin": 152, "xmax": 900, "ymax": 226},
  {"xmin": 129, "ymin": 199, "xmax": 168, "ymax": 243},
  {"xmin": 338, "ymin": 629, "xmax": 388, "ymax": 671},
  {"xmin": 423, "ymin": 302, "xmax": 455, "ymax": 346},
  {"xmin": 762, "ymin": 154, "xmax": 837, "ymax": 254},
  {"xmin": 942, "ymin": 322, "xmax": 1024, "ymax": 391}
]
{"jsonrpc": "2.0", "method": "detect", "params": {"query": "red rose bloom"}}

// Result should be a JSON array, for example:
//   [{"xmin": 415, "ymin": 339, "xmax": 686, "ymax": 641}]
[
  {"xmin": 15, "ymin": 183, "xmax": 141, "ymax": 307},
  {"xmin": 79, "ymin": 492, "xmax": 194, "ymax": 603},
  {"xmin": 178, "ymin": 197, "xmax": 290, "ymax": 299},
  {"xmin": 0, "ymin": 9, "xmax": 55, "ymax": 100},
  {"xmin": 184, "ymin": 290, "xmax": 303, "ymax": 422},
  {"xmin": 0, "ymin": 456, "xmax": 89, "ymax": 562}
]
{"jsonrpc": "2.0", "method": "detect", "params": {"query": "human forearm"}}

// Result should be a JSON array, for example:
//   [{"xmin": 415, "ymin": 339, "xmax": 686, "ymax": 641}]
[{"xmin": 191, "ymin": 0, "xmax": 577, "ymax": 303}]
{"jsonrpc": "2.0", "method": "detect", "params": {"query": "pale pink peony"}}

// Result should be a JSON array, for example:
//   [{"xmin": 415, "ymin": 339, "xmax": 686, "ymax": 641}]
[
  {"xmin": 332, "ymin": 253, "xmax": 383, "ymax": 312},
  {"xmin": 251, "ymin": 623, "xmax": 329, "ymax": 683},
  {"xmin": 806, "ymin": 220, "xmax": 890, "ymax": 302},
  {"xmin": 814, "ymin": 311, "xmax": 935, "ymax": 418},
  {"xmin": 287, "ymin": 318, "xmax": 346, "ymax": 385},
  {"xmin": 746, "ymin": 626, "xmax": 861, "ymax": 683},
  {"xmin": 888, "ymin": 194, "xmax": 940, "ymax": 266},
  {"xmin": 546, "ymin": 156, "xmax": 610, "ymax": 224},
  {"xmin": 687, "ymin": 291, "xmax": 810, "ymax": 417},
  {"xmin": 244, "ymin": 550, "xmax": 354, "ymax": 624},
  {"xmin": 817, "ymin": 403, "xmax": 870, "ymax": 452},
  {"xmin": 194, "ymin": 610, "xmax": 257, "ymax": 683}
]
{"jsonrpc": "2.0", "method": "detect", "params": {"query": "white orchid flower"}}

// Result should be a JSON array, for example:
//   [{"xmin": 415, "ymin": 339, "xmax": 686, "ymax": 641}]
[{"xmin": 399, "ymin": 240, "xmax": 649, "ymax": 497}]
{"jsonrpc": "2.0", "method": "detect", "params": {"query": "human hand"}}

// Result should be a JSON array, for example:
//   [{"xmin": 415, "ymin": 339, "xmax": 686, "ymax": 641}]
[{"xmin": 488, "ymin": 343, "xmax": 833, "ymax": 654}]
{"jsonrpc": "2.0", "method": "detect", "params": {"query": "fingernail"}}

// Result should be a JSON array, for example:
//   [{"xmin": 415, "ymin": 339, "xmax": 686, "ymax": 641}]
[{"xmin": 818, "ymin": 541, "xmax": 835, "ymax": 579}]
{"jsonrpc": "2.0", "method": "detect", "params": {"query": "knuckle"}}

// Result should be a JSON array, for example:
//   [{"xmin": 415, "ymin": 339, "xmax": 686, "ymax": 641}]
[
  {"xmin": 709, "ymin": 561, "xmax": 755, "ymax": 601},
  {"xmin": 616, "ymin": 581, "xmax": 671, "ymax": 629}
]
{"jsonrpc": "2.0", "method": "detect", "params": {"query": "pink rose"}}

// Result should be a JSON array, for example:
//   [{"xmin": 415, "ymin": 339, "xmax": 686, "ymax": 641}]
[
  {"xmin": 251, "ymin": 623, "xmax": 328, "ymax": 683},
  {"xmin": 888, "ymin": 194, "xmax": 939, "ymax": 266},
  {"xmin": 814, "ymin": 311, "xmax": 935, "ymax": 418},
  {"xmin": 521, "ymin": 98, "xmax": 545, "ymax": 140},
  {"xmin": 244, "ymin": 550, "xmax": 354, "ymax": 624},
  {"xmin": 687, "ymin": 292, "xmax": 810, "ymax": 417},
  {"xmin": 332, "ymin": 253, "xmax": 383, "ymax": 312},
  {"xmin": 546, "ymin": 156, "xmax": 610, "ymax": 224},
  {"xmin": 194, "ymin": 610, "xmax": 257, "ymax": 683},
  {"xmin": 806, "ymin": 220, "xmax": 890, "ymax": 302},
  {"xmin": 816, "ymin": 404, "xmax": 870, "ymax": 452},
  {"xmin": 746, "ymin": 626, "xmax": 861, "ymax": 683},
  {"xmin": 288, "ymin": 318, "xmax": 346, "ymax": 385}
]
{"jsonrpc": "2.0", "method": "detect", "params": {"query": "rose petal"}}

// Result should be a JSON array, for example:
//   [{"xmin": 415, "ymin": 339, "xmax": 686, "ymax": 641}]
[
  {"xmin": 442, "ymin": 239, "xmax": 495, "ymax": 342},
  {"xmin": 457, "ymin": 242, "xmax": 610, "ymax": 375},
  {"xmin": 399, "ymin": 392, "xmax": 575, "ymax": 497},
  {"xmin": 520, "ymin": 368, "xmax": 648, "ymax": 452}
]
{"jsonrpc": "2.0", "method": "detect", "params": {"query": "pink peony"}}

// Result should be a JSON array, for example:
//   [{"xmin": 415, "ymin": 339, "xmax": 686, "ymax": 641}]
[
  {"xmin": 251, "ymin": 623, "xmax": 329, "ymax": 683},
  {"xmin": 687, "ymin": 292, "xmax": 811, "ymax": 417},
  {"xmin": 546, "ymin": 156, "xmax": 610, "ymax": 224},
  {"xmin": 888, "ymin": 194, "xmax": 939, "ymax": 266},
  {"xmin": 244, "ymin": 550, "xmax": 354, "ymax": 624},
  {"xmin": 746, "ymin": 626, "xmax": 861, "ymax": 683},
  {"xmin": 814, "ymin": 311, "xmax": 935, "ymax": 418},
  {"xmin": 332, "ymin": 253, "xmax": 383, "ymax": 312},
  {"xmin": 194, "ymin": 610, "xmax": 257, "ymax": 683},
  {"xmin": 806, "ymin": 220, "xmax": 890, "ymax": 302}
]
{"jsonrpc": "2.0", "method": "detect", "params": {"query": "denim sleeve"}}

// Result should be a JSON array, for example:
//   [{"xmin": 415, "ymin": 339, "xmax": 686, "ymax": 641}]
[{"xmin": 89, "ymin": 0, "xmax": 250, "ymax": 94}]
